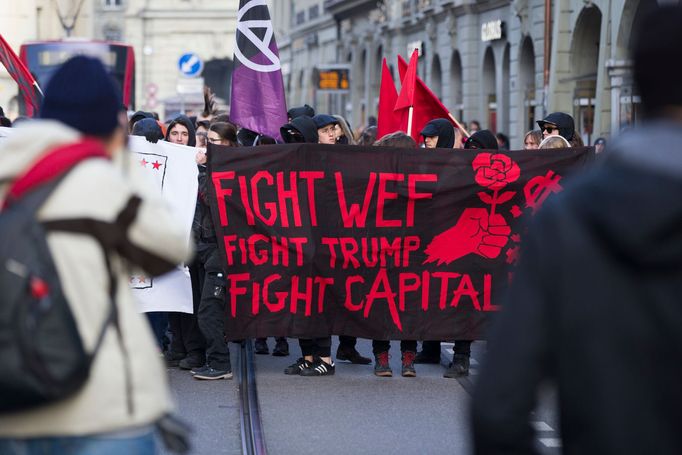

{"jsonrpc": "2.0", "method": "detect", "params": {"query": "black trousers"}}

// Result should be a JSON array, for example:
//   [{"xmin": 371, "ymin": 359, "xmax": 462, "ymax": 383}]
[
  {"xmin": 338, "ymin": 335, "xmax": 358, "ymax": 349},
  {"xmin": 197, "ymin": 271, "xmax": 230, "ymax": 370},
  {"xmin": 422, "ymin": 340, "xmax": 473, "ymax": 356},
  {"xmin": 169, "ymin": 259, "xmax": 206, "ymax": 356},
  {"xmin": 299, "ymin": 337, "xmax": 332, "ymax": 357},
  {"xmin": 372, "ymin": 340, "xmax": 418, "ymax": 354}
]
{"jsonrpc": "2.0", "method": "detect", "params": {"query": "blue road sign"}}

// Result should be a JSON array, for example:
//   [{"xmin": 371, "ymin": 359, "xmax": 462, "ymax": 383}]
[{"xmin": 178, "ymin": 53, "xmax": 204, "ymax": 78}]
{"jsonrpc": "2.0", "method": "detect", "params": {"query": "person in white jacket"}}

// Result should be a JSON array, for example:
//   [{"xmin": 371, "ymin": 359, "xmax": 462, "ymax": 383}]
[{"xmin": 0, "ymin": 56, "xmax": 192, "ymax": 454}]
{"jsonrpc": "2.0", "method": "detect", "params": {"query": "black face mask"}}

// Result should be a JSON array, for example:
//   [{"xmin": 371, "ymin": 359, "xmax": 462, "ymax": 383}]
[{"xmin": 336, "ymin": 135, "xmax": 349, "ymax": 145}]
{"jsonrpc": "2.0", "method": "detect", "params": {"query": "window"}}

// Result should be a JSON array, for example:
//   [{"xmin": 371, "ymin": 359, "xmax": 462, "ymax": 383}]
[
  {"xmin": 103, "ymin": 0, "xmax": 122, "ymax": 8},
  {"xmin": 309, "ymin": 5, "xmax": 319, "ymax": 20},
  {"xmin": 296, "ymin": 11, "xmax": 305, "ymax": 25}
]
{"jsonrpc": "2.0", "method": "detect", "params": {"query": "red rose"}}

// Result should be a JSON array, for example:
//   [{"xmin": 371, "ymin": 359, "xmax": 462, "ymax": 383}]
[{"xmin": 472, "ymin": 153, "xmax": 521, "ymax": 190}]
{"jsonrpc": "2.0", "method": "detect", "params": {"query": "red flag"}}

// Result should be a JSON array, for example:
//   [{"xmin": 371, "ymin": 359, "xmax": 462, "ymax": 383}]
[
  {"xmin": 0, "ymin": 34, "xmax": 42, "ymax": 117},
  {"xmin": 397, "ymin": 54, "xmax": 468, "ymax": 141},
  {"xmin": 376, "ymin": 58, "xmax": 407, "ymax": 140},
  {"xmin": 394, "ymin": 49, "xmax": 419, "ymax": 112}
]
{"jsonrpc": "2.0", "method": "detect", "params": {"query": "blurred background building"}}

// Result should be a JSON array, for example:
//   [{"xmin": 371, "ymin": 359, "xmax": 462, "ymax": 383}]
[
  {"xmin": 0, "ymin": 0, "xmax": 237, "ymax": 120},
  {"xmin": 0, "ymin": 0, "xmax": 655, "ymax": 146},
  {"xmin": 272, "ymin": 0, "xmax": 655, "ymax": 147}
]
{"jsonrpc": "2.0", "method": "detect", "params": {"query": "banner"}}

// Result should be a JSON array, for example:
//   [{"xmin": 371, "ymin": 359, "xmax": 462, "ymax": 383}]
[
  {"xmin": 128, "ymin": 136, "xmax": 198, "ymax": 313},
  {"xmin": 208, "ymin": 144, "xmax": 594, "ymax": 340}
]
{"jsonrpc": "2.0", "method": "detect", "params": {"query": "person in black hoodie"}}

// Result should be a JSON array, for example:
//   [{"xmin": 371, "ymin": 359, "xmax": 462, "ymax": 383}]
[
  {"xmin": 279, "ymin": 116, "xmax": 336, "ymax": 377},
  {"xmin": 165, "ymin": 115, "xmax": 197, "ymax": 147},
  {"xmin": 164, "ymin": 114, "xmax": 206, "ymax": 370},
  {"xmin": 472, "ymin": 6, "xmax": 682, "ymax": 454},
  {"xmin": 420, "ymin": 118, "xmax": 455, "ymax": 148}
]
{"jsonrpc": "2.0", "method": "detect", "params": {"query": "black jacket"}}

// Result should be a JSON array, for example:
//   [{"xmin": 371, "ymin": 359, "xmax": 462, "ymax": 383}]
[{"xmin": 472, "ymin": 122, "xmax": 682, "ymax": 455}]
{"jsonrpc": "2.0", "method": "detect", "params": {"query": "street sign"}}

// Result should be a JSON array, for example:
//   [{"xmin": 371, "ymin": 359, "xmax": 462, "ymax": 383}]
[
  {"xmin": 314, "ymin": 65, "xmax": 350, "ymax": 93},
  {"xmin": 178, "ymin": 53, "xmax": 204, "ymax": 78}
]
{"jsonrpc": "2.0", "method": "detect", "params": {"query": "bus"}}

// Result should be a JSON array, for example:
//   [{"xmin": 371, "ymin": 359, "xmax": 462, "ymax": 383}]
[{"xmin": 19, "ymin": 39, "xmax": 135, "ymax": 115}]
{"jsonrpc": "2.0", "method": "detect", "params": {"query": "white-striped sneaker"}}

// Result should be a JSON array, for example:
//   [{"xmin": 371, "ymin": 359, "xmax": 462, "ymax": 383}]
[{"xmin": 300, "ymin": 359, "xmax": 335, "ymax": 376}]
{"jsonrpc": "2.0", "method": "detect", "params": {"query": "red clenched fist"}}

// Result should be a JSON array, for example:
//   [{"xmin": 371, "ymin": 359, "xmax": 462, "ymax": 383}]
[{"xmin": 424, "ymin": 208, "xmax": 511, "ymax": 265}]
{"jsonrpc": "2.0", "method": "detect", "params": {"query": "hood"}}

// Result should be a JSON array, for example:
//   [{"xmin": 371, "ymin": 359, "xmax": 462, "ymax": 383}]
[
  {"xmin": 280, "ymin": 116, "xmax": 318, "ymax": 143},
  {"xmin": 0, "ymin": 120, "xmax": 80, "ymax": 199},
  {"xmin": 464, "ymin": 130, "xmax": 498, "ymax": 150},
  {"xmin": 420, "ymin": 118, "xmax": 455, "ymax": 148},
  {"xmin": 570, "ymin": 122, "xmax": 682, "ymax": 269},
  {"xmin": 165, "ymin": 115, "xmax": 196, "ymax": 147}
]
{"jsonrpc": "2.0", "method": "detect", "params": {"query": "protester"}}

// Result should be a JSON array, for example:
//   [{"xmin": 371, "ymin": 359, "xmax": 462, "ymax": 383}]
[
  {"xmin": 128, "ymin": 110, "xmax": 154, "ymax": 133},
  {"xmin": 313, "ymin": 114, "xmax": 339, "ymax": 145},
  {"xmin": 0, "ymin": 56, "xmax": 192, "ymax": 453},
  {"xmin": 496, "ymin": 132, "xmax": 510, "ymax": 150},
  {"xmin": 132, "ymin": 118, "xmax": 164, "ymax": 143},
  {"xmin": 472, "ymin": 6, "xmax": 682, "ymax": 453},
  {"xmin": 420, "ymin": 118, "xmax": 455, "ymax": 148},
  {"xmin": 357, "ymin": 125, "xmax": 378, "ymax": 146},
  {"xmin": 287, "ymin": 104, "xmax": 315, "ymax": 122},
  {"xmin": 468, "ymin": 120, "xmax": 481, "ymax": 133},
  {"xmin": 371, "ymin": 131, "xmax": 419, "ymax": 377},
  {"xmin": 164, "ymin": 114, "xmax": 205, "ymax": 371},
  {"xmin": 537, "ymin": 112, "xmax": 575, "ymax": 144},
  {"xmin": 463, "ymin": 130, "xmax": 498, "ymax": 150},
  {"xmin": 333, "ymin": 114, "xmax": 355, "ymax": 144},
  {"xmin": 523, "ymin": 130, "xmax": 543, "ymax": 149},
  {"xmin": 207, "ymin": 121, "xmax": 238, "ymax": 146},
  {"xmin": 539, "ymin": 135, "xmax": 571, "ymax": 149},
  {"xmin": 165, "ymin": 115, "xmax": 196, "ymax": 147},
  {"xmin": 278, "ymin": 116, "xmax": 340, "ymax": 376},
  {"xmin": 195, "ymin": 119, "xmax": 210, "ymax": 148},
  {"xmin": 594, "ymin": 137, "xmax": 606, "ymax": 153}
]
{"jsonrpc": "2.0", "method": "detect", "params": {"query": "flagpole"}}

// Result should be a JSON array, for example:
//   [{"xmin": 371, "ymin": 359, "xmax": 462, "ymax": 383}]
[
  {"xmin": 448, "ymin": 112, "xmax": 470, "ymax": 137},
  {"xmin": 407, "ymin": 106, "xmax": 414, "ymax": 136}
]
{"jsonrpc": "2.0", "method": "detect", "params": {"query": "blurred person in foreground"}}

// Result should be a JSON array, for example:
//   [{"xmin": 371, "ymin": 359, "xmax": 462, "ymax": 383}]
[
  {"xmin": 472, "ymin": 6, "xmax": 682, "ymax": 454},
  {"xmin": 0, "ymin": 56, "xmax": 192, "ymax": 453}
]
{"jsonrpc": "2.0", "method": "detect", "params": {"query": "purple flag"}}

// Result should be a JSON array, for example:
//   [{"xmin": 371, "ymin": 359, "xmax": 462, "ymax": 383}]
[{"xmin": 230, "ymin": 0, "xmax": 288, "ymax": 142}]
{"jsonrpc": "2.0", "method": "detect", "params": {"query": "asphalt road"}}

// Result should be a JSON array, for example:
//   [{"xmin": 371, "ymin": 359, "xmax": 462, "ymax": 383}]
[{"xmin": 160, "ymin": 339, "xmax": 560, "ymax": 455}]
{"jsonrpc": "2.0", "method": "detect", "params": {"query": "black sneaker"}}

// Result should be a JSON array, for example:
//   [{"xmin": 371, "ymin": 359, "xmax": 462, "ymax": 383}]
[
  {"xmin": 300, "ymin": 359, "xmax": 335, "ymax": 376},
  {"xmin": 164, "ymin": 351, "xmax": 186, "ymax": 368},
  {"xmin": 284, "ymin": 357, "xmax": 311, "ymax": 375},
  {"xmin": 272, "ymin": 338, "xmax": 289, "ymax": 356},
  {"xmin": 443, "ymin": 354, "xmax": 470, "ymax": 378},
  {"xmin": 414, "ymin": 350, "xmax": 440, "ymax": 364},
  {"xmin": 373, "ymin": 351, "xmax": 392, "ymax": 377},
  {"xmin": 191, "ymin": 365, "xmax": 210, "ymax": 375},
  {"xmin": 254, "ymin": 338, "xmax": 269, "ymax": 355},
  {"xmin": 401, "ymin": 351, "xmax": 417, "ymax": 377},
  {"xmin": 194, "ymin": 367, "xmax": 233, "ymax": 380},
  {"xmin": 179, "ymin": 353, "xmax": 205, "ymax": 370},
  {"xmin": 336, "ymin": 347, "xmax": 372, "ymax": 365}
]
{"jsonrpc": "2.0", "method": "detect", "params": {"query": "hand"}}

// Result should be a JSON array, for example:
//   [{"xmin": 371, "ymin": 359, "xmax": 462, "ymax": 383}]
[{"xmin": 195, "ymin": 149, "xmax": 207, "ymax": 165}]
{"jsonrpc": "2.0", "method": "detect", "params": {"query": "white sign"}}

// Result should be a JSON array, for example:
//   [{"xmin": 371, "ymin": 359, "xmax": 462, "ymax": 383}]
[
  {"xmin": 481, "ymin": 20, "xmax": 503, "ymax": 42},
  {"xmin": 176, "ymin": 77, "xmax": 205, "ymax": 95}
]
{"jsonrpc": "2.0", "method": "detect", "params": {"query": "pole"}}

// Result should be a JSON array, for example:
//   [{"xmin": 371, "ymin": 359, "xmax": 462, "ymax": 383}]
[
  {"xmin": 407, "ymin": 106, "xmax": 414, "ymax": 136},
  {"xmin": 543, "ymin": 0, "xmax": 552, "ymax": 117},
  {"xmin": 448, "ymin": 112, "xmax": 470, "ymax": 137}
]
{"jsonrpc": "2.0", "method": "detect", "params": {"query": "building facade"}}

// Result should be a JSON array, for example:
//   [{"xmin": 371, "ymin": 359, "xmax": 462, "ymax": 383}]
[
  {"xmin": 1, "ymin": 0, "xmax": 238, "ymax": 120},
  {"xmin": 274, "ymin": 0, "xmax": 652, "ymax": 147}
]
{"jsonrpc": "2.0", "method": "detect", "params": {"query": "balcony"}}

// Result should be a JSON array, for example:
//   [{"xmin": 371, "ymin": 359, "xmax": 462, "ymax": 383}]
[{"xmin": 324, "ymin": 0, "xmax": 378, "ymax": 21}]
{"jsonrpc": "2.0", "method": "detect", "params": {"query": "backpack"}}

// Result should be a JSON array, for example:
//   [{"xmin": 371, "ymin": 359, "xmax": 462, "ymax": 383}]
[{"xmin": 0, "ymin": 144, "xmax": 115, "ymax": 413}]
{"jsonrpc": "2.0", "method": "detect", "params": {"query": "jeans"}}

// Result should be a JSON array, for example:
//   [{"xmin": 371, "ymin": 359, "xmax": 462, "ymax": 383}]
[{"xmin": 0, "ymin": 427, "xmax": 157, "ymax": 455}]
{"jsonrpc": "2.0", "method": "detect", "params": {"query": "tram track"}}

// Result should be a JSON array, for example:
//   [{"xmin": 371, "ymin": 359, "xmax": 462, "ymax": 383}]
[{"xmin": 238, "ymin": 340, "xmax": 267, "ymax": 455}]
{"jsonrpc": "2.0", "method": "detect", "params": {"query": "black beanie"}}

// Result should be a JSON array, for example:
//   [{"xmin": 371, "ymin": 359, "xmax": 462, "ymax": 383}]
[
  {"xmin": 537, "ymin": 112, "xmax": 574, "ymax": 141},
  {"xmin": 40, "ymin": 56, "xmax": 121, "ymax": 137},
  {"xmin": 633, "ymin": 5, "xmax": 682, "ymax": 115}
]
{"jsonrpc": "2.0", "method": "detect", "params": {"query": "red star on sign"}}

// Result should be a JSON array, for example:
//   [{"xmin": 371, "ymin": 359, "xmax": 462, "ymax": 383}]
[
  {"xmin": 138, "ymin": 276, "xmax": 146, "ymax": 283},
  {"xmin": 140, "ymin": 158, "xmax": 148, "ymax": 167},
  {"xmin": 152, "ymin": 160, "xmax": 163, "ymax": 170}
]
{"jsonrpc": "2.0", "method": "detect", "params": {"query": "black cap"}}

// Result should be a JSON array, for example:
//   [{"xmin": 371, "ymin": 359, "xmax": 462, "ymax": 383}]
[
  {"xmin": 312, "ymin": 114, "xmax": 338, "ymax": 129},
  {"xmin": 420, "ymin": 118, "xmax": 455, "ymax": 148},
  {"xmin": 464, "ymin": 130, "xmax": 498, "ymax": 150},
  {"xmin": 537, "ymin": 112, "xmax": 575, "ymax": 141}
]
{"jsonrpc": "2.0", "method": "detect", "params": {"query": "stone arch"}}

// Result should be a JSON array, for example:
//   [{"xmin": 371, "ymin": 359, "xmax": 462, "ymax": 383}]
[
  {"xmin": 482, "ymin": 46, "xmax": 496, "ymax": 132},
  {"xmin": 430, "ymin": 54, "xmax": 442, "ymax": 100}
]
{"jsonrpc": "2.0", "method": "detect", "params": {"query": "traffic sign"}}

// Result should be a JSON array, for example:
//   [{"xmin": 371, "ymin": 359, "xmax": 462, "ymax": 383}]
[{"xmin": 178, "ymin": 53, "xmax": 204, "ymax": 78}]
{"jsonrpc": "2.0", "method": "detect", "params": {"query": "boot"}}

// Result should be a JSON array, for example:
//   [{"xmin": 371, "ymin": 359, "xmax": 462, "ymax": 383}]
[{"xmin": 443, "ymin": 354, "xmax": 470, "ymax": 378}]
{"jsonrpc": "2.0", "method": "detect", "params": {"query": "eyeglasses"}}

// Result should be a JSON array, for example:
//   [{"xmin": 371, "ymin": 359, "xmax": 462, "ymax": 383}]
[{"xmin": 542, "ymin": 125, "xmax": 558, "ymax": 134}]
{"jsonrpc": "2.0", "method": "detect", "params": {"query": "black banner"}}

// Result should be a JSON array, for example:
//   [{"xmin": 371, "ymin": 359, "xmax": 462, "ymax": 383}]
[{"xmin": 207, "ymin": 144, "xmax": 593, "ymax": 340}]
